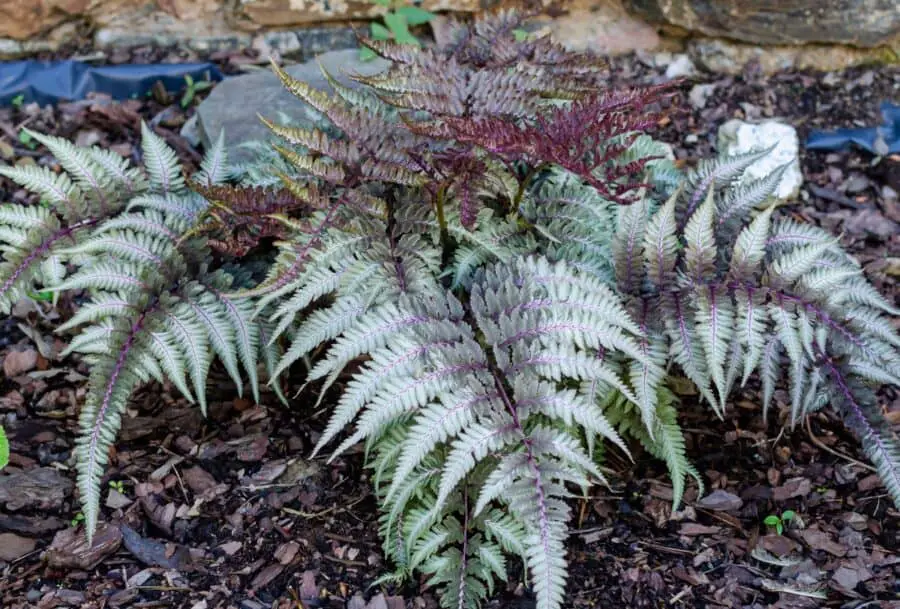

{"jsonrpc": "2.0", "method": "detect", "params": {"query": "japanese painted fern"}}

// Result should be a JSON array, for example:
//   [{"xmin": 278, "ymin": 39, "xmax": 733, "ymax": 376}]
[
  {"xmin": 1, "ymin": 10, "xmax": 898, "ymax": 609},
  {"xmin": 0, "ymin": 127, "xmax": 284, "ymax": 538},
  {"xmin": 236, "ymin": 12, "xmax": 899, "ymax": 608}
]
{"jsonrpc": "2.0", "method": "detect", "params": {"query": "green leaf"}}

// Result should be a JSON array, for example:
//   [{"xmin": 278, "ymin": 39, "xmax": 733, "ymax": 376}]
[
  {"xmin": 384, "ymin": 12, "xmax": 419, "ymax": 45},
  {"xmin": 0, "ymin": 425, "xmax": 8, "ymax": 470},
  {"xmin": 394, "ymin": 5, "xmax": 435, "ymax": 25},
  {"xmin": 780, "ymin": 510, "xmax": 796, "ymax": 522},
  {"xmin": 359, "ymin": 46, "xmax": 378, "ymax": 61},
  {"xmin": 18, "ymin": 130, "xmax": 36, "ymax": 149},
  {"xmin": 27, "ymin": 290, "xmax": 54, "ymax": 302},
  {"xmin": 763, "ymin": 515, "xmax": 780, "ymax": 527},
  {"xmin": 370, "ymin": 22, "xmax": 392, "ymax": 39}
]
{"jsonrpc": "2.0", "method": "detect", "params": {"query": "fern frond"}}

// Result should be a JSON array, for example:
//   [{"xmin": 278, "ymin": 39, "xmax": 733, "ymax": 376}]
[
  {"xmin": 24, "ymin": 130, "xmax": 114, "ymax": 212},
  {"xmin": 0, "ymin": 166, "xmax": 81, "ymax": 213},
  {"xmin": 197, "ymin": 129, "xmax": 229, "ymax": 185},
  {"xmin": 75, "ymin": 306, "xmax": 156, "ymax": 540},
  {"xmin": 140, "ymin": 122, "xmax": 184, "ymax": 193}
]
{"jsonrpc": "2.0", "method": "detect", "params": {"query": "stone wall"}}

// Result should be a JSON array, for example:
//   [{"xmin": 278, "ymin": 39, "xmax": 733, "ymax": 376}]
[
  {"xmin": 0, "ymin": 0, "xmax": 897, "ymax": 74},
  {"xmin": 625, "ymin": 0, "xmax": 900, "ymax": 48},
  {"xmin": 0, "ymin": 0, "xmax": 480, "ymax": 41}
]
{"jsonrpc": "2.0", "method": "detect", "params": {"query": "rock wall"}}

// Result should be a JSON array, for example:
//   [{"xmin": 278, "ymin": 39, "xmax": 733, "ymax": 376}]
[
  {"xmin": 625, "ymin": 0, "xmax": 900, "ymax": 47},
  {"xmin": 0, "ymin": 0, "xmax": 480, "ymax": 41},
  {"xmin": 0, "ymin": 0, "xmax": 897, "ymax": 75}
]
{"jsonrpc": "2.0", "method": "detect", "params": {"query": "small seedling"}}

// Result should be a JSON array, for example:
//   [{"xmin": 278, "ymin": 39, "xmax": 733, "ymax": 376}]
[
  {"xmin": 70, "ymin": 512, "xmax": 85, "ymax": 527},
  {"xmin": 180, "ymin": 74, "xmax": 214, "ymax": 109},
  {"xmin": 763, "ymin": 510, "xmax": 797, "ymax": 535},
  {"xmin": 108, "ymin": 480, "xmax": 125, "ymax": 494},
  {"xmin": 18, "ymin": 130, "xmax": 37, "ymax": 150},
  {"xmin": 11, "ymin": 94, "xmax": 24, "ymax": 109},
  {"xmin": 27, "ymin": 289, "xmax": 53, "ymax": 302},
  {"xmin": 360, "ymin": 0, "xmax": 435, "ymax": 61}
]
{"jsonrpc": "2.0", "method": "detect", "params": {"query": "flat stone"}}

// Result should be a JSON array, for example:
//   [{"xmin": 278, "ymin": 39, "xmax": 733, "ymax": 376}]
[
  {"xmin": 688, "ymin": 37, "xmax": 897, "ymax": 75},
  {"xmin": 196, "ymin": 49, "xmax": 389, "ymax": 165},
  {"xmin": 717, "ymin": 119, "xmax": 803, "ymax": 200},
  {"xmin": 539, "ymin": 1, "xmax": 663, "ymax": 56},
  {"xmin": 93, "ymin": 4, "xmax": 251, "ymax": 51},
  {"xmin": 252, "ymin": 27, "xmax": 359, "ymax": 60}
]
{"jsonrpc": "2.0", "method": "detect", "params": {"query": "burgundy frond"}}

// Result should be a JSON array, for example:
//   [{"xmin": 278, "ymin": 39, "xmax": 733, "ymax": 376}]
[
  {"xmin": 191, "ymin": 183, "xmax": 311, "ymax": 255},
  {"xmin": 422, "ymin": 85, "xmax": 672, "ymax": 203}
]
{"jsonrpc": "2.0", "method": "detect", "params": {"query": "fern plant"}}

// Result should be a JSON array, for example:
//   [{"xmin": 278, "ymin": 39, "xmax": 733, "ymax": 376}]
[
  {"xmin": 3, "ymin": 9, "xmax": 899, "ymax": 609},
  {"xmin": 192, "ymin": 10, "xmax": 899, "ymax": 608},
  {"xmin": 0, "ymin": 127, "xmax": 286, "ymax": 537},
  {"xmin": 606, "ymin": 151, "xmax": 900, "ymax": 504}
]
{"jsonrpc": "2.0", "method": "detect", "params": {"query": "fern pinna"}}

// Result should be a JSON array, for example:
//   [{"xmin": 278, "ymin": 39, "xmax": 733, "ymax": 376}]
[{"xmin": 0, "ymin": 127, "xmax": 285, "ymax": 538}]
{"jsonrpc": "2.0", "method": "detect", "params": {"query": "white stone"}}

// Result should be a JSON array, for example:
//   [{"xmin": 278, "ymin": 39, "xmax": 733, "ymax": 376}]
[
  {"xmin": 688, "ymin": 83, "xmax": 716, "ymax": 109},
  {"xmin": 252, "ymin": 31, "xmax": 302, "ymax": 59},
  {"xmin": 717, "ymin": 119, "xmax": 803, "ymax": 200},
  {"xmin": 664, "ymin": 54, "xmax": 697, "ymax": 79}
]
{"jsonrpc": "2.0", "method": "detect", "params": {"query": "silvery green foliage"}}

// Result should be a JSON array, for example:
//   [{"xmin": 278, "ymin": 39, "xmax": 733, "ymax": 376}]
[
  {"xmin": 2, "ymin": 11, "xmax": 899, "ymax": 609},
  {"xmin": 0, "ymin": 126, "xmax": 279, "ymax": 540},
  {"xmin": 243, "ymin": 20, "xmax": 900, "ymax": 605},
  {"xmin": 605, "ymin": 152, "xmax": 900, "ymax": 510}
]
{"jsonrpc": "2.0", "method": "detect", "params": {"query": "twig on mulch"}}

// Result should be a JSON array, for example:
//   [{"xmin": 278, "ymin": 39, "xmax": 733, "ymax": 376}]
[{"xmin": 805, "ymin": 416, "xmax": 876, "ymax": 473}]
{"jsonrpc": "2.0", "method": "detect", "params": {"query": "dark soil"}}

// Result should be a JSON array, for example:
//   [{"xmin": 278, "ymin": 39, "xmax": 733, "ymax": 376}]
[{"xmin": 0, "ymin": 46, "xmax": 899, "ymax": 609}]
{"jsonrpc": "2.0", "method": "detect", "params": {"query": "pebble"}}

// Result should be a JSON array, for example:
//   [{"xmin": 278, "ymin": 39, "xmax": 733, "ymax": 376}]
[{"xmin": 664, "ymin": 54, "xmax": 697, "ymax": 79}]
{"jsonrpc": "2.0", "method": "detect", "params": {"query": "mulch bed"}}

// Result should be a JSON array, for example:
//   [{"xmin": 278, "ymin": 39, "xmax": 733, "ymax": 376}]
[{"xmin": 0, "ymin": 44, "xmax": 898, "ymax": 609}]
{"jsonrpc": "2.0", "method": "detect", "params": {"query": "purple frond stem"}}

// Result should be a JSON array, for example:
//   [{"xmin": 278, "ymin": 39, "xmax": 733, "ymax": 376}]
[
  {"xmin": 818, "ymin": 348, "xmax": 900, "ymax": 492},
  {"xmin": 84, "ymin": 301, "xmax": 158, "ymax": 499},
  {"xmin": 457, "ymin": 483, "xmax": 470, "ymax": 609},
  {"xmin": 488, "ymin": 365, "xmax": 552, "ymax": 603},
  {"xmin": 0, "ymin": 218, "xmax": 99, "ymax": 297}
]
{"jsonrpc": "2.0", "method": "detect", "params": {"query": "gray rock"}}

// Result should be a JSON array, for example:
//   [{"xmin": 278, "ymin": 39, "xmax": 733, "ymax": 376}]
[
  {"xmin": 717, "ymin": 119, "xmax": 803, "ymax": 200},
  {"xmin": 291, "ymin": 26, "xmax": 359, "ymax": 59},
  {"xmin": 253, "ymin": 31, "xmax": 303, "ymax": 59},
  {"xmin": 196, "ymin": 49, "xmax": 389, "ymax": 165}
]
